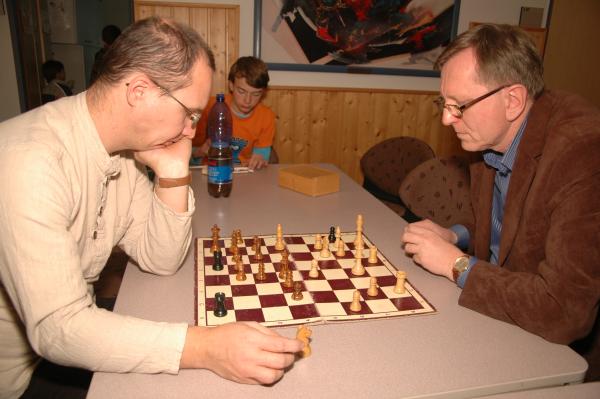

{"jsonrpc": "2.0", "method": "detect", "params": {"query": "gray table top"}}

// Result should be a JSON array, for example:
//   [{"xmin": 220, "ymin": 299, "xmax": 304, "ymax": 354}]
[{"xmin": 87, "ymin": 164, "xmax": 587, "ymax": 399}]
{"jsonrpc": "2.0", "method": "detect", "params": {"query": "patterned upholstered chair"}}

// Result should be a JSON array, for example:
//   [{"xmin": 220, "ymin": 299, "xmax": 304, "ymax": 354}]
[
  {"xmin": 360, "ymin": 137, "xmax": 435, "ymax": 217},
  {"xmin": 398, "ymin": 156, "xmax": 473, "ymax": 227}
]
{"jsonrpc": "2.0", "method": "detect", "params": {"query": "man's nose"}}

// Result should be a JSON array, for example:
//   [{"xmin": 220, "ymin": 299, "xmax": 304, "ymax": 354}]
[{"xmin": 441, "ymin": 108, "xmax": 459, "ymax": 126}]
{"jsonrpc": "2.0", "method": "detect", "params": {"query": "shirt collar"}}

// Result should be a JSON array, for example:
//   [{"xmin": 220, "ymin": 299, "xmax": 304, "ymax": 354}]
[{"xmin": 483, "ymin": 116, "xmax": 528, "ymax": 175}]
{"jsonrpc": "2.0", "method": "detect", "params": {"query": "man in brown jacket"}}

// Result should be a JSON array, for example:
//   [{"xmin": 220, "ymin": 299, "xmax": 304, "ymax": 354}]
[{"xmin": 402, "ymin": 24, "xmax": 600, "ymax": 381}]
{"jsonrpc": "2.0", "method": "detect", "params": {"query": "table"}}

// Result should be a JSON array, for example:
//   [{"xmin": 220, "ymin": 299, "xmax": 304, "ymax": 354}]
[{"xmin": 87, "ymin": 164, "xmax": 587, "ymax": 399}]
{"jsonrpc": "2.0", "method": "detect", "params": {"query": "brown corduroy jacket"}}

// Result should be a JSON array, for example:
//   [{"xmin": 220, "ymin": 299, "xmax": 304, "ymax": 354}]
[{"xmin": 459, "ymin": 90, "xmax": 600, "ymax": 366}]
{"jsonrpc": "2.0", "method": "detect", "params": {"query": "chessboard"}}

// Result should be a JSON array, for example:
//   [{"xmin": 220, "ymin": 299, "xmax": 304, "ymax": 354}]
[{"xmin": 195, "ymin": 231, "xmax": 435, "ymax": 327}]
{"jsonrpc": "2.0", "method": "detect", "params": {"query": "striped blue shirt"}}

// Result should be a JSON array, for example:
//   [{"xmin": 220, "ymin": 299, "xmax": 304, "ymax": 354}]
[{"xmin": 451, "ymin": 118, "xmax": 528, "ymax": 287}]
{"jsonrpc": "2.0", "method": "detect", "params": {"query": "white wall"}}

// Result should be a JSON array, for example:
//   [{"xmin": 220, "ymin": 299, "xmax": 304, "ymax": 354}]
[{"xmin": 0, "ymin": 11, "xmax": 21, "ymax": 122}]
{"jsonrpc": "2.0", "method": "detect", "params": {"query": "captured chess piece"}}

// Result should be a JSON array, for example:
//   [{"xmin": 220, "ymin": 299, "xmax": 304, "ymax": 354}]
[
  {"xmin": 328, "ymin": 226, "xmax": 336, "ymax": 243},
  {"xmin": 275, "ymin": 223, "xmax": 285, "ymax": 250},
  {"xmin": 296, "ymin": 325, "xmax": 312, "ymax": 358},
  {"xmin": 292, "ymin": 281, "xmax": 303, "ymax": 300},
  {"xmin": 313, "ymin": 234, "xmax": 323, "ymax": 250},
  {"xmin": 212, "ymin": 250, "xmax": 223, "ymax": 271},
  {"xmin": 394, "ymin": 270, "xmax": 407, "ymax": 294},
  {"xmin": 214, "ymin": 292, "xmax": 227, "ymax": 317},
  {"xmin": 255, "ymin": 260, "xmax": 267, "ymax": 281},
  {"xmin": 368, "ymin": 246, "xmax": 378, "ymax": 264},
  {"xmin": 308, "ymin": 259, "xmax": 319, "ymax": 278},
  {"xmin": 367, "ymin": 277, "xmax": 379, "ymax": 297},
  {"xmin": 351, "ymin": 257, "xmax": 365, "ymax": 276},
  {"xmin": 349, "ymin": 290, "xmax": 362, "ymax": 312}
]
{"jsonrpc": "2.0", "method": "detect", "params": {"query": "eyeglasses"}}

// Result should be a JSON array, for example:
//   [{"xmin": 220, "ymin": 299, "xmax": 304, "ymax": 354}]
[
  {"xmin": 434, "ymin": 85, "xmax": 509, "ymax": 118},
  {"xmin": 151, "ymin": 80, "xmax": 201, "ymax": 129}
]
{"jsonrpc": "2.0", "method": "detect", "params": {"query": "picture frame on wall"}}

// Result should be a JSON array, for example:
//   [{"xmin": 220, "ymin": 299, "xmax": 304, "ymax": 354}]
[{"xmin": 254, "ymin": 0, "xmax": 461, "ymax": 77}]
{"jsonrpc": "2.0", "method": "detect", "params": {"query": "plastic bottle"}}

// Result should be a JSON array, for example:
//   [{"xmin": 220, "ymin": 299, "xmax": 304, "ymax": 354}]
[{"xmin": 207, "ymin": 93, "xmax": 233, "ymax": 197}]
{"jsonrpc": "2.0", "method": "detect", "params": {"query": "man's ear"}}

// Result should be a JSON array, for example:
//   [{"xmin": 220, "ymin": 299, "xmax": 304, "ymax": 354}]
[
  {"xmin": 505, "ymin": 84, "xmax": 529, "ymax": 122},
  {"xmin": 125, "ymin": 75, "xmax": 152, "ymax": 107}
]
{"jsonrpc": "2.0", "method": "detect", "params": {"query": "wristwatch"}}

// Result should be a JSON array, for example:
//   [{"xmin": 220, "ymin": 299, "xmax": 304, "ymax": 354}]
[
  {"xmin": 452, "ymin": 255, "xmax": 470, "ymax": 282},
  {"xmin": 157, "ymin": 174, "xmax": 192, "ymax": 188}
]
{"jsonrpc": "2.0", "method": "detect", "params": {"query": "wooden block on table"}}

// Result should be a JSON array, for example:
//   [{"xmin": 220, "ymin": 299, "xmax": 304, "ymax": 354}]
[{"xmin": 278, "ymin": 165, "xmax": 340, "ymax": 197}]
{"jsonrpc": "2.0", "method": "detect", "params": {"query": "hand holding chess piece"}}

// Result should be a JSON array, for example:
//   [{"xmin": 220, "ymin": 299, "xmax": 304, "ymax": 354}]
[{"xmin": 296, "ymin": 325, "xmax": 312, "ymax": 358}]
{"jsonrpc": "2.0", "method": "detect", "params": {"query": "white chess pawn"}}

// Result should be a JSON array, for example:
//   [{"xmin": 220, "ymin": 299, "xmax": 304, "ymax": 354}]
[
  {"xmin": 368, "ymin": 246, "xmax": 378, "ymax": 264},
  {"xmin": 349, "ymin": 290, "xmax": 362, "ymax": 312},
  {"xmin": 334, "ymin": 226, "xmax": 341, "ymax": 246},
  {"xmin": 335, "ymin": 239, "xmax": 345, "ymax": 257},
  {"xmin": 320, "ymin": 239, "xmax": 331, "ymax": 258},
  {"xmin": 367, "ymin": 277, "xmax": 379, "ymax": 297},
  {"xmin": 394, "ymin": 270, "xmax": 407, "ymax": 294},
  {"xmin": 309, "ymin": 259, "xmax": 319, "ymax": 278},
  {"xmin": 275, "ymin": 223, "xmax": 285, "ymax": 250},
  {"xmin": 313, "ymin": 234, "xmax": 323, "ymax": 250},
  {"xmin": 351, "ymin": 256, "xmax": 365, "ymax": 276}
]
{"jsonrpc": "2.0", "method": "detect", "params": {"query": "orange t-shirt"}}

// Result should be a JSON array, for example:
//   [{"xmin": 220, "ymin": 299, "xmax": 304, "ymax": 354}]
[{"xmin": 192, "ymin": 94, "xmax": 275, "ymax": 164}]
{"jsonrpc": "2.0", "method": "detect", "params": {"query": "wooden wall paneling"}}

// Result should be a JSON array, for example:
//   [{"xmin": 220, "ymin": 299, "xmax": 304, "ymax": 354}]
[
  {"xmin": 134, "ymin": 1, "xmax": 239, "ymax": 95},
  {"xmin": 265, "ymin": 87, "xmax": 466, "ymax": 183}
]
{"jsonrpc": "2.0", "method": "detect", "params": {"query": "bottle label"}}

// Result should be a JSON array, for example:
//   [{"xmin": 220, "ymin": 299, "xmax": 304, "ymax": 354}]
[{"xmin": 207, "ymin": 159, "xmax": 232, "ymax": 184}]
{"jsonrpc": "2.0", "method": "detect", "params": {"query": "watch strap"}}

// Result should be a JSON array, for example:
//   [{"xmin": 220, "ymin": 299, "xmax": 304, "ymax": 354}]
[{"xmin": 157, "ymin": 174, "xmax": 192, "ymax": 188}]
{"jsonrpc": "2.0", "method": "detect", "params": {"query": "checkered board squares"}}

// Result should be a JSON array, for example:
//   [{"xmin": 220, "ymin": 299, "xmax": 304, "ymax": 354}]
[{"xmin": 195, "ymin": 232, "xmax": 435, "ymax": 327}]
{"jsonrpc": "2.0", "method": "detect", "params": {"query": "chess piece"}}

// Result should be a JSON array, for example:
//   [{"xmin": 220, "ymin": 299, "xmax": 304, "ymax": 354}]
[
  {"xmin": 308, "ymin": 259, "xmax": 319, "ymax": 278},
  {"xmin": 236, "ymin": 259, "xmax": 246, "ymax": 281},
  {"xmin": 255, "ymin": 249, "xmax": 263, "ymax": 262},
  {"xmin": 283, "ymin": 269, "xmax": 294, "ymax": 288},
  {"xmin": 368, "ymin": 246, "xmax": 378, "ymax": 264},
  {"xmin": 255, "ymin": 260, "xmax": 267, "ymax": 281},
  {"xmin": 279, "ymin": 248, "xmax": 289, "ymax": 279},
  {"xmin": 292, "ymin": 281, "xmax": 304, "ymax": 300},
  {"xmin": 335, "ymin": 239, "xmax": 345, "ymax": 257},
  {"xmin": 313, "ymin": 234, "xmax": 323, "ymax": 250},
  {"xmin": 275, "ymin": 223, "xmax": 285, "ymax": 250},
  {"xmin": 394, "ymin": 271, "xmax": 407, "ymax": 294},
  {"xmin": 235, "ymin": 229, "xmax": 244, "ymax": 246},
  {"xmin": 349, "ymin": 290, "xmax": 362, "ymax": 312},
  {"xmin": 212, "ymin": 250, "xmax": 223, "ymax": 271},
  {"xmin": 354, "ymin": 214, "xmax": 363, "ymax": 246},
  {"xmin": 320, "ymin": 240, "xmax": 331, "ymax": 258},
  {"xmin": 351, "ymin": 257, "xmax": 365, "ymax": 276},
  {"xmin": 229, "ymin": 230, "xmax": 237, "ymax": 251},
  {"xmin": 367, "ymin": 277, "xmax": 379, "ymax": 297},
  {"xmin": 296, "ymin": 325, "xmax": 312, "ymax": 358},
  {"xmin": 335, "ymin": 226, "xmax": 341, "ymax": 245},
  {"xmin": 328, "ymin": 226, "xmax": 336, "ymax": 243},
  {"xmin": 214, "ymin": 292, "xmax": 227, "ymax": 317},
  {"xmin": 252, "ymin": 235, "xmax": 260, "ymax": 253},
  {"xmin": 355, "ymin": 244, "xmax": 363, "ymax": 259},
  {"xmin": 211, "ymin": 224, "xmax": 220, "ymax": 253}
]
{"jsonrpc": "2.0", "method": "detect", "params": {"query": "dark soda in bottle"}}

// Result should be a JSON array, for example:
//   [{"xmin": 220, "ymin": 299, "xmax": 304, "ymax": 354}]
[{"xmin": 207, "ymin": 93, "xmax": 233, "ymax": 197}]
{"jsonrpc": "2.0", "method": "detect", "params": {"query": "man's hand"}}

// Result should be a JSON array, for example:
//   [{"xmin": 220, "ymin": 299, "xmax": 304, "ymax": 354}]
[
  {"xmin": 134, "ymin": 136, "xmax": 191, "ymax": 178},
  {"xmin": 401, "ymin": 220, "xmax": 463, "ymax": 281},
  {"xmin": 247, "ymin": 153, "xmax": 268, "ymax": 171},
  {"xmin": 181, "ymin": 322, "xmax": 304, "ymax": 385}
]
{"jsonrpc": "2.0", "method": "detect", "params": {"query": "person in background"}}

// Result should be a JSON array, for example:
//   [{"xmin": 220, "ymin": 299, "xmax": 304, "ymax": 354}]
[
  {"xmin": 0, "ymin": 16, "xmax": 302, "ymax": 399},
  {"xmin": 41, "ymin": 59, "xmax": 73, "ymax": 103},
  {"xmin": 191, "ymin": 56, "xmax": 276, "ymax": 170},
  {"xmin": 89, "ymin": 24, "xmax": 122, "ymax": 85},
  {"xmin": 401, "ymin": 23, "xmax": 600, "ymax": 381}
]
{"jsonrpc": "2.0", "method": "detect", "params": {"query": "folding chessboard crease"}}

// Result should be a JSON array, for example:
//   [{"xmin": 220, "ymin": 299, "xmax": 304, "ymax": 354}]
[{"xmin": 195, "ymin": 218, "xmax": 435, "ymax": 328}]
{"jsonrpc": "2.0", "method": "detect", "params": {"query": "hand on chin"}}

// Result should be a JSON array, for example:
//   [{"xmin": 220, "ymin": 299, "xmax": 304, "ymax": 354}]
[{"xmin": 134, "ymin": 137, "xmax": 192, "ymax": 176}]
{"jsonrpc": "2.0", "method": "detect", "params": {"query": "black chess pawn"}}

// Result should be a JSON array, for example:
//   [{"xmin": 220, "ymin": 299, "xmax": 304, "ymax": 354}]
[
  {"xmin": 213, "ymin": 251, "xmax": 223, "ymax": 271},
  {"xmin": 328, "ymin": 226, "xmax": 336, "ymax": 243},
  {"xmin": 214, "ymin": 292, "xmax": 227, "ymax": 317}
]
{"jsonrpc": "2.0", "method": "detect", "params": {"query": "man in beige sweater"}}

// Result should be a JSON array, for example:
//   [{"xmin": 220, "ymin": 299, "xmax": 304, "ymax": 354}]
[{"xmin": 0, "ymin": 16, "xmax": 301, "ymax": 399}]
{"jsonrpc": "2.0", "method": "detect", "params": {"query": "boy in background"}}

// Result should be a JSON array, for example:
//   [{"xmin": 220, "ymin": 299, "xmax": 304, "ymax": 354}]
[
  {"xmin": 192, "ymin": 56, "xmax": 275, "ymax": 170},
  {"xmin": 41, "ymin": 60, "xmax": 73, "ymax": 103}
]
